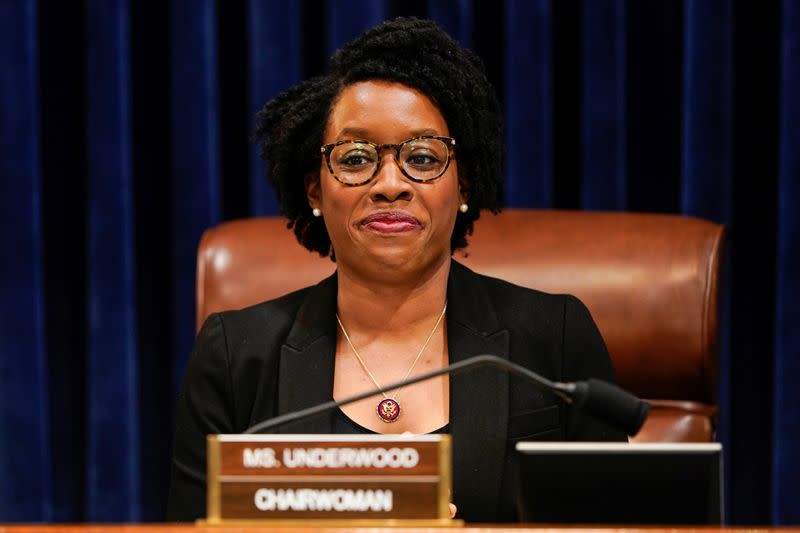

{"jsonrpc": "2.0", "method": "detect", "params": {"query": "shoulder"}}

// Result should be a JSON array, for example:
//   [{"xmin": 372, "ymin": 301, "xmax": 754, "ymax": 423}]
[
  {"xmin": 456, "ymin": 262, "xmax": 613, "ymax": 372},
  {"xmin": 182, "ymin": 275, "xmax": 335, "ymax": 429},
  {"xmin": 451, "ymin": 260, "xmax": 584, "ymax": 330},
  {"xmin": 192, "ymin": 273, "xmax": 335, "ymax": 380},
  {"xmin": 450, "ymin": 260, "xmax": 606, "ymax": 378},
  {"xmin": 207, "ymin": 283, "xmax": 314, "ymax": 342}
]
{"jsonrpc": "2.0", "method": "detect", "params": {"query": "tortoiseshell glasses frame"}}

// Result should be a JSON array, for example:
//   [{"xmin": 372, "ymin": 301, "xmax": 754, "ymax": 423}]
[{"xmin": 320, "ymin": 135, "xmax": 456, "ymax": 186}]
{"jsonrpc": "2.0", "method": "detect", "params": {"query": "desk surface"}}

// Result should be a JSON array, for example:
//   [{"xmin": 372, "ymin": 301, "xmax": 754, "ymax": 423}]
[{"xmin": 2, "ymin": 525, "xmax": 799, "ymax": 533}]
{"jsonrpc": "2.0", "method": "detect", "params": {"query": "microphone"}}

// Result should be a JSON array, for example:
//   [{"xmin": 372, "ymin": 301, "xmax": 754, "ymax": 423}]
[
  {"xmin": 244, "ymin": 354, "xmax": 649, "ymax": 437},
  {"xmin": 564, "ymin": 378, "xmax": 650, "ymax": 437}
]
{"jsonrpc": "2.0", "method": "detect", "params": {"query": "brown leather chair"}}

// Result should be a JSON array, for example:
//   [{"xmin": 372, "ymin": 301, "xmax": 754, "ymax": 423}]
[{"xmin": 196, "ymin": 209, "xmax": 724, "ymax": 443}]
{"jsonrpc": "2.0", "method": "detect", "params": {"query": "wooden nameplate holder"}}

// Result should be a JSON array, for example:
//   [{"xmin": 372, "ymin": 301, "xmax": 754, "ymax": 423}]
[{"xmin": 200, "ymin": 434, "xmax": 461, "ymax": 527}]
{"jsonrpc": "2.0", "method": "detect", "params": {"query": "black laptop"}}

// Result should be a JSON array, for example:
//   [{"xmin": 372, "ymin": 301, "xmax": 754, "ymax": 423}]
[{"xmin": 516, "ymin": 442, "xmax": 723, "ymax": 524}]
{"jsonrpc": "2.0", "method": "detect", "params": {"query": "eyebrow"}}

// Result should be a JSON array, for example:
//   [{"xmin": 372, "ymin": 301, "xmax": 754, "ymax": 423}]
[{"xmin": 336, "ymin": 127, "xmax": 441, "ymax": 139}]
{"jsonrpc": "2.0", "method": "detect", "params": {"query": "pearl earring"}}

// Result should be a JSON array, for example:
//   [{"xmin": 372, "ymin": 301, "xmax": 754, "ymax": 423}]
[
  {"xmin": 459, "ymin": 203, "xmax": 469, "ymax": 213},
  {"xmin": 312, "ymin": 208, "xmax": 322, "ymax": 217}
]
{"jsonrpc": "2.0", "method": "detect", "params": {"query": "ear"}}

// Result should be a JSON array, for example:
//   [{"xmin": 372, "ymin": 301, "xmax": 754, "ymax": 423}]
[{"xmin": 305, "ymin": 172, "xmax": 322, "ymax": 210}]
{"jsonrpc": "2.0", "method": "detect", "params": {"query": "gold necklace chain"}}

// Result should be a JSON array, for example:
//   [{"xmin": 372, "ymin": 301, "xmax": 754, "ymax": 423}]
[{"xmin": 335, "ymin": 302, "xmax": 448, "ymax": 401}]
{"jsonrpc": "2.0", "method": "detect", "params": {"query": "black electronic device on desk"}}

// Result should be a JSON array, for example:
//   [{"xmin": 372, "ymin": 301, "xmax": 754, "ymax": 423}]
[{"xmin": 516, "ymin": 442, "xmax": 723, "ymax": 524}]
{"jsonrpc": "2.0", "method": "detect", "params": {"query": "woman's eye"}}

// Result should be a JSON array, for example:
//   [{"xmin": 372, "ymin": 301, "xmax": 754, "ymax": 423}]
[
  {"xmin": 339, "ymin": 152, "xmax": 374, "ymax": 167},
  {"xmin": 406, "ymin": 152, "xmax": 441, "ymax": 167}
]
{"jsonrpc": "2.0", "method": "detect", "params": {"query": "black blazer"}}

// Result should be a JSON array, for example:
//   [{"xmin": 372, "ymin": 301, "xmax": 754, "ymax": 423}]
[{"xmin": 167, "ymin": 260, "xmax": 626, "ymax": 522}]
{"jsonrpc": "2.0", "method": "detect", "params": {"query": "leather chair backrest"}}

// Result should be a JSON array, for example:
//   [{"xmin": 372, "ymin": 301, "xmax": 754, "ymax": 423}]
[{"xmin": 196, "ymin": 209, "xmax": 724, "ymax": 442}]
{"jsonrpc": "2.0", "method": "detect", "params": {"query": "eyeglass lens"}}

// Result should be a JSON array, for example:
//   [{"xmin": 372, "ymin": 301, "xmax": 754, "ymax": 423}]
[{"xmin": 329, "ymin": 138, "xmax": 450, "ymax": 184}]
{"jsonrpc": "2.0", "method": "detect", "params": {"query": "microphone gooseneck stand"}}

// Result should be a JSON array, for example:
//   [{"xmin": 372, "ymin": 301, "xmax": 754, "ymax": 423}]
[{"xmin": 244, "ymin": 354, "xmax": 649, "ymax": 437}]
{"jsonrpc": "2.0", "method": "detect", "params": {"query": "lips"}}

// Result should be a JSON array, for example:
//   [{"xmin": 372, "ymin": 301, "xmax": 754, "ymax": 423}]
[{"xmin": 359, "ymin": 211, "xmax": 422, "ymax": 233}]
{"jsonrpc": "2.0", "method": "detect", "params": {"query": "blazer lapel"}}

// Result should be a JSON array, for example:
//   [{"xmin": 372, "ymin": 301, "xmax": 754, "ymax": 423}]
[
  {"xmin": 447, "ymin": 261, "xmax": 510, "ymax": 521},
  {"xmin": 277, "ymin": 272, "xmax": 338, "ymax": 434}
]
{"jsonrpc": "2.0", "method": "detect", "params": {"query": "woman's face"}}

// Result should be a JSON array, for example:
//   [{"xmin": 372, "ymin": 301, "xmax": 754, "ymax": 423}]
[{"xmin": 308, "ymin": 80, "xmax": 465, "ymax": 278}]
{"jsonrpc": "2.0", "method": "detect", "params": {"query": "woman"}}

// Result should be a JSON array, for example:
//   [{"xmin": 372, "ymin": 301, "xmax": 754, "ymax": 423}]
[{"xmin": 167, "ymin": 17, "xmax": 625, "ymax": 523}]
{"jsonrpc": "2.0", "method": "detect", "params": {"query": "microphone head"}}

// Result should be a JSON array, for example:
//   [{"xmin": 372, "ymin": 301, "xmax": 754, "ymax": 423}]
[{"xmin": 571, "ymin": 378, "xmax": 649, "ymax": 437}]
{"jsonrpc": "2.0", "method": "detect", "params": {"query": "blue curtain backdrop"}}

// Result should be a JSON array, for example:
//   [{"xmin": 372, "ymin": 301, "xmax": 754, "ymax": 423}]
[{"xmin": 1, "ymin": 0, "xmax": 798, "ymax": 524}]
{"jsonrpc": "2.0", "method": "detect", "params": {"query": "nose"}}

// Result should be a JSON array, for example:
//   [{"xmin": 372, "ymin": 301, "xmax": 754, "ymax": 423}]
[{"xmin": 368, "ymin": 152, "xmax": 413, "ymax": 203}]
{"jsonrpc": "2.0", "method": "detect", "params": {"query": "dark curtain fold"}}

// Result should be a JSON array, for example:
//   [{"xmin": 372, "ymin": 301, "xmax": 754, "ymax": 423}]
[
  {"xmin": 428, "ymin": 0, "xmax": 473, "ymax": 47},
  {"xmin": 169, "ymin": 0, "xmax": 223, "ymax": 387},
  {"xmin": 581, "ymin": 0, "xmax": 626, "ymax": 210},
  {"xmin": 0, "ymin": 0, "xmax": 50, "ymax": 522},
  {"xmin": 505, "ymin": 0, "xmax": 553, "ymax": 207},
  {"xmin": 327, "ymin": 0, "xmax": 388, "ymax": 55},
  {"xmin": 85, "ymin": 0, "xmax": 141, "ymax": 520},
  {"xmin": 774, "ymin": 0, "xmax": 800, "ymax": 523},
  {"xmin": 1, "ymin": 0, "xmax": 798, "ymax": 525},
  {"xmin": 246, "ymin": 0, "xmax": 301, "ymax": 216}
]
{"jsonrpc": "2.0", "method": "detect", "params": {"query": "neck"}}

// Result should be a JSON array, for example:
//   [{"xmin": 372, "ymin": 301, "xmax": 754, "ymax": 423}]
[{"xmin": 336, "ymin": 256, "xmax": 450, "ymax": 335}]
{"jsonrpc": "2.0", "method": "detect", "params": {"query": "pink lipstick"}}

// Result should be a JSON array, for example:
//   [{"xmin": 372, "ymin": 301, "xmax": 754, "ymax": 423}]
[{"xmin": 359, "ymin": 211, "xmax": 422, "ymax": 233}]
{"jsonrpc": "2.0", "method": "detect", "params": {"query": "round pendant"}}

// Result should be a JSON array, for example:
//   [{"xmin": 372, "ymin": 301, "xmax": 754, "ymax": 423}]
[{"xmin": 377, "ymin": 398, "xmax": 400, "ymax": 423}]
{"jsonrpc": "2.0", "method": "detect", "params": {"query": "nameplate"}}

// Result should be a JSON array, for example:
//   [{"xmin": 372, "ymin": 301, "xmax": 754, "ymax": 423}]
[{"xmin": 204, "ymin": 434, "xmax": 456, "ymax": 526}]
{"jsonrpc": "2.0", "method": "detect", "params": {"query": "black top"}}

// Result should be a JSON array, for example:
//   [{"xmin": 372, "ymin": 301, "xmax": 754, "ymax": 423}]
[{"xmin": 167, "ymin": 260, "xmax": 627, "ymax": 523}]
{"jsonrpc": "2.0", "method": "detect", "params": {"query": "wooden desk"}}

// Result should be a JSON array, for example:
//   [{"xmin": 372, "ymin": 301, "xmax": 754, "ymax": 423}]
[{"xmin": 1, "ymin": 525, "xmax": 798, "ymax": 533}]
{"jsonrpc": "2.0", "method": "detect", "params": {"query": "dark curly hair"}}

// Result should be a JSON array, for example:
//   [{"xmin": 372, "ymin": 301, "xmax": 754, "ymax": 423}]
[{"xmin": 254, "ymin": 17, "xmax": 503, "ymax": 257}]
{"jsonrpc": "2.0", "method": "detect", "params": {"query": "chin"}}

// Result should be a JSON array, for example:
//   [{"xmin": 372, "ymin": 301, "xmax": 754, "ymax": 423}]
[
  {"xmin": 369, "ymin": 246, "xmax": 423, "ymax": 268},
  {"xmin": 366, "ymin": 244, "xmax": 450, "ymax": 274}
]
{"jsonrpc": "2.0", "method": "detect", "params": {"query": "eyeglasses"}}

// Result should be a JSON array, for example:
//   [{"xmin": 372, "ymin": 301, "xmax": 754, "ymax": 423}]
[{"xmin": 320, "ymin": 135, "xmax": 456, "ymax": 186}]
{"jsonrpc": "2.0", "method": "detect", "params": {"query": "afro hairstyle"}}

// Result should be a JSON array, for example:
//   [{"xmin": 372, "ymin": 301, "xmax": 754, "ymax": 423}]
[{"xmin": 253, "ymin": 17, "xmax": 504, "ymax": 258}]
